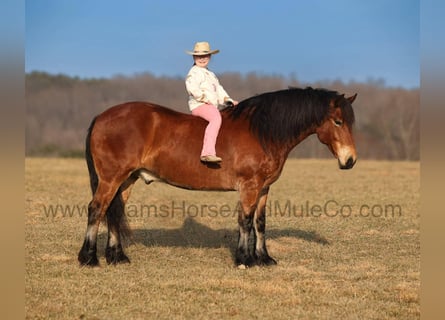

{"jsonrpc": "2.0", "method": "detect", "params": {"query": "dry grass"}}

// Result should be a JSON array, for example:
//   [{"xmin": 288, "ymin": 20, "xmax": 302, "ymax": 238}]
[{"xmin": 25, "ymin": 158, "xmax": 419, "ymax": 319}]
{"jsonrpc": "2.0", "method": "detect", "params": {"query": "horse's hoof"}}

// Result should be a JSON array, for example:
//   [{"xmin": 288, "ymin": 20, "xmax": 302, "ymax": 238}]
[
  {"xmin": 106, "ymin": 255, "xmax": 131, "ymax": 265},
  {"xmin": 255, "ymin": 255, "xmax": 277, "ymax": 266},
  {"xmin": 235, "ymin": 254, "xmax": 256, "ymax": 268},
  {"xmin": 78, "ymin": 254, "xmax": 99, "ymax": 267},
  {"xmin": 105, "ymin": 247, "xmax": 130, "ymax": 265}
]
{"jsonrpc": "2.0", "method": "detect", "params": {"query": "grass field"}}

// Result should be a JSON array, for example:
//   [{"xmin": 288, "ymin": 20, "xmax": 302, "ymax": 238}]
[{"xmin": 25, "ymin": 158, "xmax": 419, "ymax": 319}]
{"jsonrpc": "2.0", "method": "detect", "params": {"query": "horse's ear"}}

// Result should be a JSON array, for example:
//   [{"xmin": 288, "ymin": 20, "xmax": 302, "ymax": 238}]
[{"xmin": 347, "ymin": 93, "xmax": 357, "ymax": 104}]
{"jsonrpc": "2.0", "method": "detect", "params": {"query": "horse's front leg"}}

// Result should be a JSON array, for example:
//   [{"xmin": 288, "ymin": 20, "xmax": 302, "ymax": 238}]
[
  {"xmin": 235, "ymin": 182, "xmax": 261, "ymax": 267},
  {"xmin": 253, "ymin": 187, "xmax": 277, "ymax": 266},
  {"xmin": 236, "ymin": 206, "xmax": 255, "ymax": 267}
]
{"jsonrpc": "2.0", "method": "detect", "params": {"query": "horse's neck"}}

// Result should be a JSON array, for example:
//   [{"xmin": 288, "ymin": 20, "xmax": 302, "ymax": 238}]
[{"xmin": 274, "ymin": 127, "xmax": 317, "ymax": 158}]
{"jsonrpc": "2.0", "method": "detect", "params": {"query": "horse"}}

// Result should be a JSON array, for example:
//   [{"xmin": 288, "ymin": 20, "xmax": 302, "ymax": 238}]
[{"xmin": 78, "ymin": 87, "xmax": 357, "ymax": 267}]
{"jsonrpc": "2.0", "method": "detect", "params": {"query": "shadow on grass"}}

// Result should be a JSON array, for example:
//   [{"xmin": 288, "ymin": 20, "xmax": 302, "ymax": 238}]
[{"xmin": 121, "ymin": 217, "xmax": 329, "ymax": 255}]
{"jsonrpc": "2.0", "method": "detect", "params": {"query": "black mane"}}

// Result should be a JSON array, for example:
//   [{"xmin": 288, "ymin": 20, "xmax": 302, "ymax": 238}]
[{"xmin": 225, "ymin": 87, "xmax": 355, "ymax": 148}]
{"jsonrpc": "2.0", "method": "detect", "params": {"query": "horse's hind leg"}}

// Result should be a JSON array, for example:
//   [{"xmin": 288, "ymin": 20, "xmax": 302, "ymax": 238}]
[
  {"xmin": 105, "ymin": 175, "xmax": 137, "ymax": 264},
  {"xmin": 78, "ymin": 182, "xmax": 120, "ymax": 266}
]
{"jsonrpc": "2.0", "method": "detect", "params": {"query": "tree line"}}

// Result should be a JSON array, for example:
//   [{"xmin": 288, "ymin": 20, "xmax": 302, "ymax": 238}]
[{"xmin": 25, "ymin": 71, "xmax": 419, "ymax": 160}]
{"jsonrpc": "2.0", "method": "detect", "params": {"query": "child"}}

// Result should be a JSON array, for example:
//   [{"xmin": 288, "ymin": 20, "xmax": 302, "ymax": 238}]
[{"xmin": 185, "ymin": 41, "xmax": 238, "ymax": 163}]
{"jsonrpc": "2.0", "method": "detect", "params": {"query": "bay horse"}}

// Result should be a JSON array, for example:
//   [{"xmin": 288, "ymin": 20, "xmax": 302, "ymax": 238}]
[{"xmin": 78, "ymin": 87, "xmax": 357, "ymax": 267}]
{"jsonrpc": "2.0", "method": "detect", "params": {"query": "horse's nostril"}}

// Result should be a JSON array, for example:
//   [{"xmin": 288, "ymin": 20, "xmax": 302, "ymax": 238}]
[{"xmin": 340, "ymin": 156, "xmax": 355, "ymax": 170}]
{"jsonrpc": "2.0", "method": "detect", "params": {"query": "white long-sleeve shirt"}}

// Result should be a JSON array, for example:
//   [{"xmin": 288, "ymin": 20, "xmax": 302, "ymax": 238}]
[{"xmin": 185, "ymin": 65, "xmax": 233, "ymax": 111}]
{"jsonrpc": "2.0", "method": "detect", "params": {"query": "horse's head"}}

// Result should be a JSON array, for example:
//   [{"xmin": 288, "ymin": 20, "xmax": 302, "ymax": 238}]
[{"xmin": 316, "ymin": 93, "xmax": 357, "ymax": 169}]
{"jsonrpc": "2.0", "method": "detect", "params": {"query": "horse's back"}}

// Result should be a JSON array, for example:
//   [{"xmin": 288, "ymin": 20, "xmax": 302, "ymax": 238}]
[
  {"xmin": 93, "ymin": 101, "xmax": 198, "ymax": 144},
  {"xmin": 96, "ymin": 101, "xmax": 191, "ymax": 124}
]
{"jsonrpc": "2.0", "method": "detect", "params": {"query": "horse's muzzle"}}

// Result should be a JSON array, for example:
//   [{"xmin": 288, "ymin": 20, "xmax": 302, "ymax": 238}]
[{"xmin": 339, "ymin": 156, "xmax": 356, "ymax": 170}]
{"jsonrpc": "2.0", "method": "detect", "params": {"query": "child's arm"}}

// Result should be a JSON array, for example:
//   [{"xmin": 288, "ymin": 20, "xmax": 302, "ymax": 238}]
[{"xmin": 186, "ymin": 70, "xmax": 207, "ymax": 103}]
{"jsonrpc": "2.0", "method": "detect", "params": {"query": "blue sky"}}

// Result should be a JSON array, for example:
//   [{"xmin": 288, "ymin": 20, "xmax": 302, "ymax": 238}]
[{"xmin": 25, "ymin": 0, "xmax": 419, "ymax": 88}]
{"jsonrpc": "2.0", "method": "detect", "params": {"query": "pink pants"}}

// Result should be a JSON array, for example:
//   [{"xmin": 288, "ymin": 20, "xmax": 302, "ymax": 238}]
[{"xmin": 192, "ymin": 104, "xmax": 222, "ymax": 157}]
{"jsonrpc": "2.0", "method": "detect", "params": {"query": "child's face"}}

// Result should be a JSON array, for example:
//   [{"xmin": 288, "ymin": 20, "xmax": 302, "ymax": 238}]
[{"xmin": 193, "ymin": 54, "xmax": 211, "ymax": 68}]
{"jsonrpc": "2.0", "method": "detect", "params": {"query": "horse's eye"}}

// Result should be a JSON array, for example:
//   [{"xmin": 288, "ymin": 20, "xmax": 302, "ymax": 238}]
[{"xmin": 333, "ymin": 119, "xmax": 343, "ymax": 127}]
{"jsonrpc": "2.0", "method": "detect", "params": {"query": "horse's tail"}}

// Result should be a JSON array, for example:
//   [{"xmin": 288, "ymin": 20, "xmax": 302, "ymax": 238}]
[
  {"xmin": 85, "ymin": 117, "xmax": 98, "ymax": 194},
  {"xmin": 85, "ymin": 117, "xmax": 131, "ymax": 239}
]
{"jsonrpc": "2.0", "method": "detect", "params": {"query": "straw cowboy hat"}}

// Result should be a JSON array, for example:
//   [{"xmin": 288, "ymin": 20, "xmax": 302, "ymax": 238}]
[{"xmin": 186, "ymin": 42, "xmax": 220, "ymax": 56}]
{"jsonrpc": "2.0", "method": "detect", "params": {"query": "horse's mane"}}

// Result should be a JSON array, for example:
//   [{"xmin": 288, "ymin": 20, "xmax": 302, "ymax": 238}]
[{"xmin": 225, "ymin": 87, "xmax": 355, "ymax": 148}]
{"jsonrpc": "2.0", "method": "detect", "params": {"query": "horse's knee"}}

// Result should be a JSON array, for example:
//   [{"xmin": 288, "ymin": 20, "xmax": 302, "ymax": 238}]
[{"xmin": 87, "ymin": 199, "xmax": 106, "ymax": 224}]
